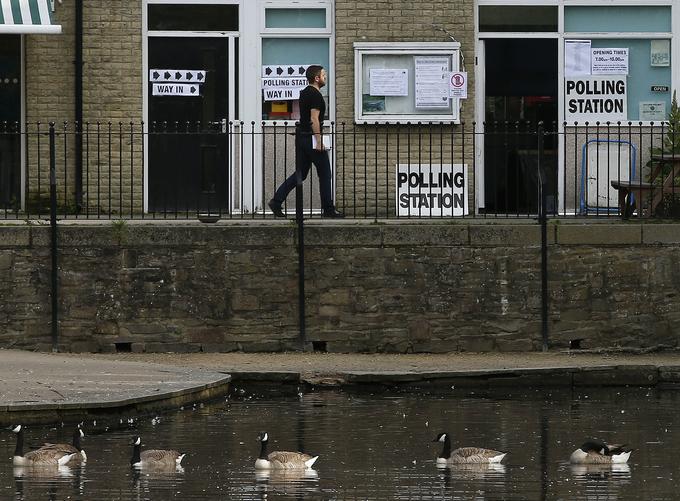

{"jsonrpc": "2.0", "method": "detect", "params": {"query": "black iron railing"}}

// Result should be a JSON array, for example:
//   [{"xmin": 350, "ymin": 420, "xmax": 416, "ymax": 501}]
[{"xmin": 0, "ymin": 120, "xmax": 677, "ymax": 220}]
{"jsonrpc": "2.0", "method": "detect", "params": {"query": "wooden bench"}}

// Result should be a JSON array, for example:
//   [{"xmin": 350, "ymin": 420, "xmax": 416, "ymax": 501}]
[
  {"xmin": 611, "ymin": 155, "xmax": 680, "ymax": 218},
  {"xmin": 611, "ymin": 179, "xmax": 680, "ymax": 218}
]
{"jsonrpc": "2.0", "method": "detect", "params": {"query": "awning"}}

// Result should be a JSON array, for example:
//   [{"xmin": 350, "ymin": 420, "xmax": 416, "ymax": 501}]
[{"xmin": 0, "ymin": 0, "xmax": 61, "ymax": 34}]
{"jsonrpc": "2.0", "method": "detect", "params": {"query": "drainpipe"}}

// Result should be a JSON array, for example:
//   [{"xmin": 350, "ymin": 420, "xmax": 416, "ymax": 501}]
[{"xmin": 74, "ymin": 0, "xmax": 83, "ymax": 209}]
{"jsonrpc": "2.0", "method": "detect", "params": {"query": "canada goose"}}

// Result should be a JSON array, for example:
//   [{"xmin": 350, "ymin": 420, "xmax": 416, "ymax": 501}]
[
  {"xmin": 433, "ymin": 432, "xmax": 507, "ymax": 465},
  {"xmin": 40, "ymin": 426, "xmax": 87, "ymax": 463},
  {"xmin": 10, "ymin": 425, "xmax": 76, "ymax": 467},
  {"xmin": 569, "ymin": 440, "xmax": 633, "ymax": 464},
  {"xmin": 255, "ymin": 432, "xmax": 319, "ymax": 470},
  {"xmin": 130, "ymin": 436, "xmax": 185, "ymax": 468}
]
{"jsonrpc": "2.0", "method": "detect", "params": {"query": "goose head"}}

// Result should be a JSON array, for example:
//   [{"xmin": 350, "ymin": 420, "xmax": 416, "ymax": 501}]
[
  {"xmin": 257, "ymin": 432, "xmax": 269, "ymax": 444},
  {"xmin": 10, "ymin": 425, "xmax": 22, "ymax": 434},
  {"xmin": 433, "ymin": 432, "xmax": 448, "ymax": 444}
]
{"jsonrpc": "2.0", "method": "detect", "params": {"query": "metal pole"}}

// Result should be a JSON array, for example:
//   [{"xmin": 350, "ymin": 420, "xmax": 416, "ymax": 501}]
[
  {"xmin": 49, "ymin": 123, "xmax": 59, "ymax": 352},
  {"xmin": 538, "ymin": 123, "xmax": 549, "ymax": 352},
  {"xmin": 295, "ymin": 131, "xmax": 306, "ymax": 349}
]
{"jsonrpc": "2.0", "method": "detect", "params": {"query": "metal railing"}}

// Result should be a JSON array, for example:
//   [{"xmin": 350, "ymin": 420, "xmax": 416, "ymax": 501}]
[{"xmin": 1, "ymin": 120, "xmax": 678, "ymax": 220}]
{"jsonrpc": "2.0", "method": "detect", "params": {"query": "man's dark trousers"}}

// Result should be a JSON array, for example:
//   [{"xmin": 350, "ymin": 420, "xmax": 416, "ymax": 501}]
[{"xmin": 272, "ymin": 130, "xmax": 332, "ymax": 210}]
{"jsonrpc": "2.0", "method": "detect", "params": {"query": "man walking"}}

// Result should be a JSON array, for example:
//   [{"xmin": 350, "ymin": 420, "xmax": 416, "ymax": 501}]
[{"xmin": 268, "ymin": 65, "xmax": 344, "ymax": 218}]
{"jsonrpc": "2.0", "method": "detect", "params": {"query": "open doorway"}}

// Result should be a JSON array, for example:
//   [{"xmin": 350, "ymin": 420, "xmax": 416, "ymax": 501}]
[
  {"xmin": 483, "ymin": 39, "xmax": 558, "ymax": 214},
  {"xmin": 0, "ymin": 35, "xmax": 21, "ymax": 210}
]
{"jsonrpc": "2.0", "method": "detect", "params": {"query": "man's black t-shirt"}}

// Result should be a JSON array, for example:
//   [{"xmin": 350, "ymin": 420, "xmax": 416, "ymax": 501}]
[{"xmin": 298, "ymin": 86, "xmax": 325, "ymax": 133}]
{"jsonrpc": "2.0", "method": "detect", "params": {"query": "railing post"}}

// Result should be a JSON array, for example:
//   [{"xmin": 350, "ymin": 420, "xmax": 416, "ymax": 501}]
[
  {"xmin": 538, "ymin": 122, "xmax": 549, "ymax": 352},
  {"xmin": 49, "ymin": 122, "xmax": 59, "ymax": 352},
  {"xmin": 295, "ymin": 131, "xmax": 306, "ymax": 349}
]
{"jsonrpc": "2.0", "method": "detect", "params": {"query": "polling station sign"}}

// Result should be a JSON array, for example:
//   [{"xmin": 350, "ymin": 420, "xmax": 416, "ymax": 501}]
[
  {"xmin": 565, "ymin": 76, "xmax": 627, "ymax": 123},
  {"xmin": 396, "ymin": 164, "xmax": 468, "ymax": 217}
]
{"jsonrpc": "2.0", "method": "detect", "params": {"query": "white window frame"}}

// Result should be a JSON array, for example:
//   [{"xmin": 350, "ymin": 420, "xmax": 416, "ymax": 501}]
[
  {"xmin": 260, "ymin": 0, "xmax": 332, "ymax": 34},
  {"xmin": 258, "ymin": 0, "xmax": 334, "ymax": 125},
  {"xmin": 475, "ymin": 0, "xmax": 678, "ymax": 213},
  {"xmin": 353, "ymin": 42, "xmax": 461, "ymax": 124}
]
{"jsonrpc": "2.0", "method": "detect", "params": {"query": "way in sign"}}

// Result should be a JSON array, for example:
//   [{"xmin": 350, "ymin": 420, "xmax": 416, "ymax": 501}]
[{"xmin": 152, "ymin": 83, "xmax": 199, "ymax": 97}]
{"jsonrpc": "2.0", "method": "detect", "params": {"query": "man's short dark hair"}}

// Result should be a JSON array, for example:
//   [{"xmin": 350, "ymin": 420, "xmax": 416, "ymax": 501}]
[{"xmin": 306, "ymin": 65, "xmax": 324, "ymax": 84}]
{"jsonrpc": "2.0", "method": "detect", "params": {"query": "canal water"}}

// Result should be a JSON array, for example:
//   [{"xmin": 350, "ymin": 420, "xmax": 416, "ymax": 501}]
[{"xmin": 1, "ymin": 384, "xmax": 678, "ymax": 500}]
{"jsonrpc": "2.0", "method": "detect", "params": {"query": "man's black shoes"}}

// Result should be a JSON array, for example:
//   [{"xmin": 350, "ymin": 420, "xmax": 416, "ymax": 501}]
[
  {"xmin": 322, "ymin": 208, "xmax": 345, "ymax": 219},
  {"xmin": 268, "ymin": 199, "xmax": 285, "ymax": 218}
]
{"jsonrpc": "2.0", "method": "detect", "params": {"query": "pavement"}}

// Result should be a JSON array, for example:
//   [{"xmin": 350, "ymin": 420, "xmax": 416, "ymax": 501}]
[
  {"xmin": 0, "ymin": 349, "xmax": 231, "ymax": 426},
  {"xmin": 4, "ymin": 349, "xmax": 680, "ymax": 424}
]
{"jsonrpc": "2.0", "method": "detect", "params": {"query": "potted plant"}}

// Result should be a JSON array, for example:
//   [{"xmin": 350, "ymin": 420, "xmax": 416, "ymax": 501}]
[{"xmin": 648, "ymin": 91, "xmax": 680, "ymax": 217}]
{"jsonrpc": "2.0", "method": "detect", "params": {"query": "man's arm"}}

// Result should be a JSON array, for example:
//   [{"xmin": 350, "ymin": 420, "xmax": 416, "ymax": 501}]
[{"xmin": 310, "ymin": 108, "xmax": 323, "ymax": 151}]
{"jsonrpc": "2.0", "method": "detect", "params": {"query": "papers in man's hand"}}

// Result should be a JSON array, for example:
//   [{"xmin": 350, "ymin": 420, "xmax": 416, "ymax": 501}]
[{"xmin": 312, "ymin": 134, "xmax": 332, "ymax": 150}]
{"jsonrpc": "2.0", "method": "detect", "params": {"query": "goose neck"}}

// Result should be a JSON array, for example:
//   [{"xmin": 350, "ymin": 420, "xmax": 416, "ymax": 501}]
[
  {"xmin": 258, "ymin": 440, "xmax": 268, "ymax": 460},
  {"xmin": 439, "ymin": 435, "xmax": 452, "ymax": 459},
  {"xmin": 73, "ymin": 430, "xmax": 82, "ymax": 452},
  {"xmin": 14, "ymin": 428, "xmax": 24, "ymax": 458},
  {"xmin": 131, "ymin": 443, "xmax": 141, "ymax": 465}
]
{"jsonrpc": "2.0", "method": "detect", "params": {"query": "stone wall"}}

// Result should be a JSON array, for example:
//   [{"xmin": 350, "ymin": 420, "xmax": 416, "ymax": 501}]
[{"xmin": 2, "ymin": 221, "xmax": 680, "ymax": 353}]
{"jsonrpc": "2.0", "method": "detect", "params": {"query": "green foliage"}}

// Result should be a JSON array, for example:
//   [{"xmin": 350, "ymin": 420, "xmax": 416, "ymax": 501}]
[{"xmin": 111, "ymin": 219, "xmax": 129, "ymax": 245}]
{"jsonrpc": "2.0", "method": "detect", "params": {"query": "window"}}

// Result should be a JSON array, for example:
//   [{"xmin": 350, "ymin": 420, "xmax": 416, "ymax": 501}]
[
  {"xmin": 565, "ymin": 6, "xmax": 673, "ymax": 121},
  {"xmin": 259, "ymin": 2, "xmax": 332, "ymax": 122},
  {"xmin": 479, "ymin": 6, "xmax": 557, "ymax": 33},
  {"xmin": 261, "ymin": 38, "xmax": 330, "ymax": 121},
  {"xmin": 148, "ymin": 4, "xmax": 239, "ymax": 32}
]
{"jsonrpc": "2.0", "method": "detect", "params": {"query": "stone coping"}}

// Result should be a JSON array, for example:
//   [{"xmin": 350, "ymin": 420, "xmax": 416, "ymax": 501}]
[{"xmin": 2, "ymin": 219, "xmax": 680, "ymax": 246}]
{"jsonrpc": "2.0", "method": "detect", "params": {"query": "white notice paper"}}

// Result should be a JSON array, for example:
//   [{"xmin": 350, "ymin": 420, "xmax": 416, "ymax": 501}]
[
  {"xmin": 414, "ymin": 56, "xmax": 450, "ymax": 109},
  {"xmin": 369, "ymin": 69, "xmax": 408, "ymax": 96},
  {"xmin": 591, "ymin": 48, "xmax": 629, "ymax": 75},
  {"xmin": 312, "ymin": 135, "xmax": 332, "ymax": 150},
  {"xmin": 565, "ymin": 40, "xmax": 591, "ymax": 77},
  {"xmin": 651, "ymin": 40, "xmax": 670, "ymax": 67}
]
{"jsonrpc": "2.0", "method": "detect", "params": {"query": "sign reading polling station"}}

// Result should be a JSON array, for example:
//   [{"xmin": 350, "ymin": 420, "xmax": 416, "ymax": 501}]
[
  {"xmin": 565, "ymin": 76, "xmax": 627, "ymax": 122},
  {"xmin": 396, "ymin": 164, "xmax": 468, "ymax": 217}
]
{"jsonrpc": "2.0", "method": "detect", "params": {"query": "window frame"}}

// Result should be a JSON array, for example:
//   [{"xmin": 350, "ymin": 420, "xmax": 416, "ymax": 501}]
[
  {"xmin": 260, "ymin": 1, "xmax": 332, "ymax": 34},
  {"xmin": 353, "ymin": 42, "xmax": 461, "ymax": 124},
  {"xmin": 258, "ymin": 0, "xmax": 334, "ymax": 125}
]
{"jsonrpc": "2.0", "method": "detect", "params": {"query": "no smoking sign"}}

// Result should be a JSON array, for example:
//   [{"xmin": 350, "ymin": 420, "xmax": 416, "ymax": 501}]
[{"xmin": 448, "ymin": 71, "xmax": 467, "ymax": 99}]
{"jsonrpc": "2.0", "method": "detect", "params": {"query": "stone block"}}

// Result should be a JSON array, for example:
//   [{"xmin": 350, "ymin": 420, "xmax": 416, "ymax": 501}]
[
  {"xmin": 557, "ymin": 224, "xmax": 641, "ymax": 245},
  {"xmin": 381, "ymin": 223, "xmax": 468, "ymax": 246},
  {"xmin": 642, "ymin": 225, "xmax": 680, "ymax": 244},
  {"xmin": 0, "ymin": 227, "xmax": 30, "ymax": 247},
  {"xmin": 469, "ymin": 224, "xmax": 547, "ymax": 246},
  {"xmin": 304, "ymin": 224, "xmax": 382, "ymax": 247}
]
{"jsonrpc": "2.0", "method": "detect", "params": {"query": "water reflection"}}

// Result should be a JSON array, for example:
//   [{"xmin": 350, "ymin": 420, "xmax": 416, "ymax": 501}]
[
  {"xmin": 254, "ymin": 468, "xmax": 320, "ymax": 497},
  {"xmin": 1, "ymin": 387, "xmax": 679, "ymax": 500}
]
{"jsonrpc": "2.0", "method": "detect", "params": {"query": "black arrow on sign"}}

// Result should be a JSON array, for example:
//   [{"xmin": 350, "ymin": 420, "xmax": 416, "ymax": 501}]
[
  {"xmin": 287, "ymin": 67, "xmax": 295, "ymax": 75},
  {"xmin": 190, "ymin": 86, "xmax": 196, "ymax": 94},
  {"xmin": 299, "ymin": 66, "xmax": 306, "ymax": 75},
  {"xmin": 265, "ymin": 67, "xmax": 273, "ymax": 76},
  {"xmin": 276, "ymin": 67, "xmax": 284, "ymax": 75},
  {"xmin": 164, "ymin": 71, "xmax": 171, "ymax": 80},
  {"xmin": 197, "ymin": 72, "xmax": 204, "ymax": 81},
  {"xmin": 186, "ymin": 72, "xmax": 193, "ymax": 80},
  {"xmin": 175, "ymin": 71, "xmax": 182, "ymax": 80},
  {"xmin": 152, "ymin": 71, "xmax": 160, "ymax": 80}
]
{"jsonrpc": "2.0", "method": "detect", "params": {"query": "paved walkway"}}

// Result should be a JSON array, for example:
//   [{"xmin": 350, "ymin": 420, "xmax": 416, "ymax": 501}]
[
  {"xmin": 0, "ymin": 349, "xmax": 230, "ymax": 425},
  {"xmin": 4, "ymin": 350, "xmax": 680, "ymax": 424}
]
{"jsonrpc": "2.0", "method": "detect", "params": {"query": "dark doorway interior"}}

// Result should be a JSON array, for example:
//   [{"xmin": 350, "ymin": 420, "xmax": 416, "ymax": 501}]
[
  {"xmin": 484, "ymin": 38, "xmax": 558, "ymax": 214},
  {"xmin": 148, "ymin": 37, "xmax": 229, "ymax": 213},
  {"xmin": 0, "ymin": 35, "xmax": 21, "ymax": 209}
]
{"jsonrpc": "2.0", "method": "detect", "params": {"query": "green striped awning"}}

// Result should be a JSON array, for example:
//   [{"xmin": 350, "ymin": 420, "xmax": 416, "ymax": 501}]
[{"xmin": 0, "ymin": 0, "xmax": 61, "ymax": 34}]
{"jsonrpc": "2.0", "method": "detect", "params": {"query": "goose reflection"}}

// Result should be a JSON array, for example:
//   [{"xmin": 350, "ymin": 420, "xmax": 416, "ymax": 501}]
[
  {"xmin": 570, "ymin": 462, "xmax": 631, "ymax": 481},
  {"xmin": 13, "ymin": 465, "xmax": 74, "ymax": 479},
  {"xmin": 438, "ymin": 462, "xmax": 507, "ymax": 480},
  {"xmin": 255, "ymin": 468, "xmax": 320, "ymax": 496}
]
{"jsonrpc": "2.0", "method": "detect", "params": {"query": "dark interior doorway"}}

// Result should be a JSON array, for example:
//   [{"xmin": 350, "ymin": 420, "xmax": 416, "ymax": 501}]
[
  {"xmin": 148, "ymin": 37, "xmax": 229, "ymax": 213},
  {"xmin": 484, "ymin": 38, "xmax": 558, "ymax": 214},
  {"xmin": 0, "ymin": 35, "xmax": 21, "ymax": 209}
]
